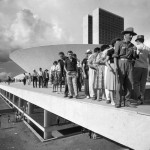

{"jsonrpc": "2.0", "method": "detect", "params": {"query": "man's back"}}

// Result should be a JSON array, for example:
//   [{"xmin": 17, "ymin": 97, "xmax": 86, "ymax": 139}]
[{"xmin": 134, "ymin": 44, "xmax": 150, "ymax": 68}]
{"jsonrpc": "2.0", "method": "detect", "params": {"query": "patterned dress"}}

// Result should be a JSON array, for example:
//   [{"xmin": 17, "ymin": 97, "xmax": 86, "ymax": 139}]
[{"xmin": 94, "ymin": 52, "xmax": 105, "ymax": 90}]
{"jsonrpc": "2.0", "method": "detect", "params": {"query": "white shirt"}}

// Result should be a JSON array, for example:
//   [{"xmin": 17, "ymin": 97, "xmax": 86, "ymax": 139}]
[
  {"xmin": 50, "ymin": 65, "xmax": 61, "ymax": 76},
  {"xmin": 38, "ymin": 71, "xmax": 43, "ymax": 76},
  {"xmin": 134, "ymin": 44, "xmax": 150, "ymax": 68}
]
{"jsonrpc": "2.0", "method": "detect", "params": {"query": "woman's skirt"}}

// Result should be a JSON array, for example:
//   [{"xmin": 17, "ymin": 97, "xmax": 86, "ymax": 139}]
[
  {"xmin": 105, "ymin": 63, "xmax": 116, "ymax": 91},
  {"xmin": 94, "ymin": 65, "xmax": 105, "ymax": 89},
  {"xmin": 57, "ymin": 71, "xmax": 62, "ymax": 84}
]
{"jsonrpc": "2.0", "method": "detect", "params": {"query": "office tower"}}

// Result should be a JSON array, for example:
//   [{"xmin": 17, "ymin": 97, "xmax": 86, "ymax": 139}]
[
  {"xmin": 83, "ymin": 15, "xmax": 93, "ymax": 44},
  {"xmin": 83, "ymin": 8, "xmax": 124, "ymax": 44}
]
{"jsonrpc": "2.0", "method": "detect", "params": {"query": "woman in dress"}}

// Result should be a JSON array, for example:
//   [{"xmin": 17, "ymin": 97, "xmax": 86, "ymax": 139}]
[
  {"xmin": 94, "ymin": 45, "xmax": 110, "ymax": 101},
  {"xmin": 88, "ymin": 47, "xmax": 100, "ymax": 100},
  {"xmin": 50, "ymin": 61, "xmax": 58, "ymax": 84},
  {"xmin": 105, "ymin": 38, "xmax": 121, "ymax": 105}
]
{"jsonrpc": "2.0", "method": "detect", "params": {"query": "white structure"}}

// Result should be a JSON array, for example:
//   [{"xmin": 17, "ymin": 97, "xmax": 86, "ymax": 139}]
[
  {"xmin": 10, "ymin": 44, "xmax": 100, "ymax": 73},
  {"xmin": 0, "ymin": 84, "xmax": 150, "ymax": 150}
]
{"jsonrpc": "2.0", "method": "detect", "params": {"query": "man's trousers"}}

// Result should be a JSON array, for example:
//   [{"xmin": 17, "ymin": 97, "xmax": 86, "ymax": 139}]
[
  {"xmin": 115, "ymin": 59, "xmax": 133, "ymax": 105},
  {"xmin": 133, "ymin": 67, "xmax": 148, "ymax": 100}
]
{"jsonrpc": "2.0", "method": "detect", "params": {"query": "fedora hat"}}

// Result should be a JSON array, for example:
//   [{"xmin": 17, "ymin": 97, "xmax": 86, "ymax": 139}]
[
  {"xmin": 121, "ymin": 27, "xmax": 137, "ymax": 36},
  {"xmin": 135, "ymin": 35, "xmax": 144, "ymax": 41}
]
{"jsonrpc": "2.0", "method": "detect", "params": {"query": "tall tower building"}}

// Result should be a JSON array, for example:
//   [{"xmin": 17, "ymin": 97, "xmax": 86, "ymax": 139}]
[
  {"xmin": 83, "ymin": 8, "xmax": 124, "ymax": 44},
  {"xmin": 83, "ymin": 15, "xmax": 93, "ymax": 44}
]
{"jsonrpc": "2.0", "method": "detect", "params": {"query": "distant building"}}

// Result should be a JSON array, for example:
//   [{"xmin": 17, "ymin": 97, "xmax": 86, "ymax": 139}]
[
  {"xmin": 83, "ymin": 15, "xmax": 93, "ymax": 44},
  {"xmin": 83, "ymin": 8, "xmax": 124, "ymax": 44}
]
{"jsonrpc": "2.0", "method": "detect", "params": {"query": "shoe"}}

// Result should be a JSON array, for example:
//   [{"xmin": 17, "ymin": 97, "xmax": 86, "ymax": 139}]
[
  {"xmin": 75, "ymin": 95, "xmax": 79, "ymax": 99},
  {"xmin": 97, "ymin": 98, "xmax": 102, "ymax": 101},
  {"xmin": 137, "ymin": 99, "xmax": 143, "ymax": 105},
  {"xmin": 137, "ymin": 95, "xmax": 143, "ymax": 105},
  {"xmin": 106, "ymin": 100, "xmax": 111, "ymax": 104},
  {"xmin": 86, "ymin": 96, "xmax": 90, "ymax": 99},
  {"xmin": 92, "ymin": 97, "xmax": 96, "ymax": 100},
  {"xmin": 68, "ymin": 96, "xmax": 73, "ymax": 99},
  {"xmin": 64, "ymin": 95, "xmax": 68, "ymax": 98},
  {"xmin": 115, "ymin": 104, "xmax": 121, "ymax": 108},
  {"xmin": 125, "ymin": 101, "xmax": 137, "ymax": 108},
  {"xmin": 111, "ymin": 102, "xmax": 115, "ymax": 106}
]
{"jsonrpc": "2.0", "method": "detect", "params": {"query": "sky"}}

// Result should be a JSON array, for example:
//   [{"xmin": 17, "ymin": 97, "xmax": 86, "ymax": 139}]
[{"xmin": 0, "ymin": 0, "xmax": 150, "ymax": 79}]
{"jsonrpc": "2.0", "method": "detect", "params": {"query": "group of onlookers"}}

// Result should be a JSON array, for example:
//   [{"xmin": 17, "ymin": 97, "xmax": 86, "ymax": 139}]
[
  {"xmin": 22, "ymin": 68, "xmax": 49, "ymax": 88},
  {"xmin": 51, "ymin": 27, "xmax": 150, "ymax": 109},
  {"xmin": 19, "ymin": 27, "xmax": 150, "ymax": 109}
]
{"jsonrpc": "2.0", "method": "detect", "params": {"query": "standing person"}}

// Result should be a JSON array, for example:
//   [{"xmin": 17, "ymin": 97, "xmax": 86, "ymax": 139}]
[
  {"xmin": 82, "ymin": 49, "xmax": 92, "ymax": 99},
  {"xmin": 57, "ymin": 60, "xmax": 63, "ymax": 92},
  {"xmin": 88, "ymin": 47, "xmax": 100, "ymax": 100},
  {"xmin": 133, "ymin": 35, "xmax": 150, "ymax": 104},
  {"xmin": 58, "ymin": 52, "xmax": 69, "ymax": 97},
  {"xmin": 43, "ymin": 69, "xmax": 49, "ymax": 88},
  {"xmin": 8, "ymin": 115, "xmax": 11, "ymax": 123},
  {"xmin": 100, "ymin": 44, "xmax": 111, "ymax": 101},
  {"xmin": 50, "ymin": 61, "xmax": 58, "ymax": 85},
  {"xmin": 28, "ymin": 73, "xmax": 32, "ymax": 85},
  {"xmin": 94, "ymin": 45, "xmax": 109, "ymax": 101},
  {"xmin": 38, "ymin": 68, "xmax": 44, "ymax": 88},
  {"xmin": 73, "ymin": 53, "xmax": 82, "ymax": 92},
  {"xmin": 114, "ymin": 27, "xmax": 137, "ymax": 108},
  {"xmin": 7, "ymin": 76, "xmax": 11, "ymax": 85},
  {"xmin": 23, "ymin": 73, "xmax": 27, "ymax": 85},
  {"xmin": 105, "ymin": 38, "xmax": 121, "ymax": 105},
  {"xmin": 32, "ymin": 69, "xmax": 38, "ymax": 88},
  {"xmin": 64, "ymin": 51, "xmax": 78, "ymax": 99}
]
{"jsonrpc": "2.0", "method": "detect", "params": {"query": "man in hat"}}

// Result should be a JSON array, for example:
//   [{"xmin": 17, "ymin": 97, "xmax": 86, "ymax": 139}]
[
  {"xmin": 82, "ymin": 49, "xmax": 92, "ymax": 98},
  {"xmin": 114, "ymin": 27, "xmax": 137, "ymax": 108},
  {"xmin": 133, "ymin": 35, "xmax": 150, "ymax": 104}
]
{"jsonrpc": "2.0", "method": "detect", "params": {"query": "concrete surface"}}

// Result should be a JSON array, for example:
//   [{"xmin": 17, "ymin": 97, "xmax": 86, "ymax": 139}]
[
  {"xmin": 0, "ymin": 83, "xmax": 150, "ymax": 150},
  {"xmin": 0, "ymin": 112, "xmax": 128, "ymax": 150}
]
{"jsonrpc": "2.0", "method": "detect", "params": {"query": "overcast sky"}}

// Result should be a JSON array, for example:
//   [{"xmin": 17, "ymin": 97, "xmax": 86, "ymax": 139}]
[
  {"xmin": 0, "ymin": 0, "xmax": 150, "ymax": 78},
  {"xmin": 0, "ymin": 0, "xmax": 150, "ymax": 62}
]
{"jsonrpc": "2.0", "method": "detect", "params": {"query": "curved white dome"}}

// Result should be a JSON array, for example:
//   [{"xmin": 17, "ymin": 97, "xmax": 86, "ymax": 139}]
[{"xmin": 10, "ymin": 44, "xmax": 101, "ymax": 73}]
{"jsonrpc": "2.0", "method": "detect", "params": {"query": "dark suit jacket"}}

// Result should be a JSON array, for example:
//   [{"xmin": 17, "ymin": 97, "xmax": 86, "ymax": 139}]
[{"xmin": 43, "ymin": 72, "xmax": 49, "ymax": 80}]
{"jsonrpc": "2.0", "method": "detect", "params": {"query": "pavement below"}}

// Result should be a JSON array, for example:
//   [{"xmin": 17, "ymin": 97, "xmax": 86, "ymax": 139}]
[{"xmin": 0, "ymin": 110, "xmax": 128, "ymax": 150}]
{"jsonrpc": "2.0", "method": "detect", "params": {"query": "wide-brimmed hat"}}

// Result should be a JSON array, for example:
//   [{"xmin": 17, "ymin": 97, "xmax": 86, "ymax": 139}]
[
  {"xmin": 121, "ymin": 27, "xmax": 137, "ymax": 36},
  {"xmin": 135, "ymin": 35, "xmax": 144, "ymax": 41},
  {"xmin": 85, "ymin": 49, "xmax": 92, "ymax": 54}
]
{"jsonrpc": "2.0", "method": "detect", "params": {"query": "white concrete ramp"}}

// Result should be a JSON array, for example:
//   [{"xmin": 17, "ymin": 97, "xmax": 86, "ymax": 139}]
[{"xmin": 0, "ymin": 84, "xmax": 150, "ymax": 150}]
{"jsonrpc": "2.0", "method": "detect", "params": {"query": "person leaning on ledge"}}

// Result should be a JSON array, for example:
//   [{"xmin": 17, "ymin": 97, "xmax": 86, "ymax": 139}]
[{"xmin": 114, "ymin": 27, "xmax": 138, "ymax": 108}]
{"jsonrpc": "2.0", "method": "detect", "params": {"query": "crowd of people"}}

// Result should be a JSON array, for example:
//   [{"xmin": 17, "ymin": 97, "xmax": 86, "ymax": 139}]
[
  {"xmin": 20, "ymin": 27, "xmax": 150, "ymax": 109},
  {"xmin": 22, "ymin": 68, "xmax": 50, "ymax": 88}
]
